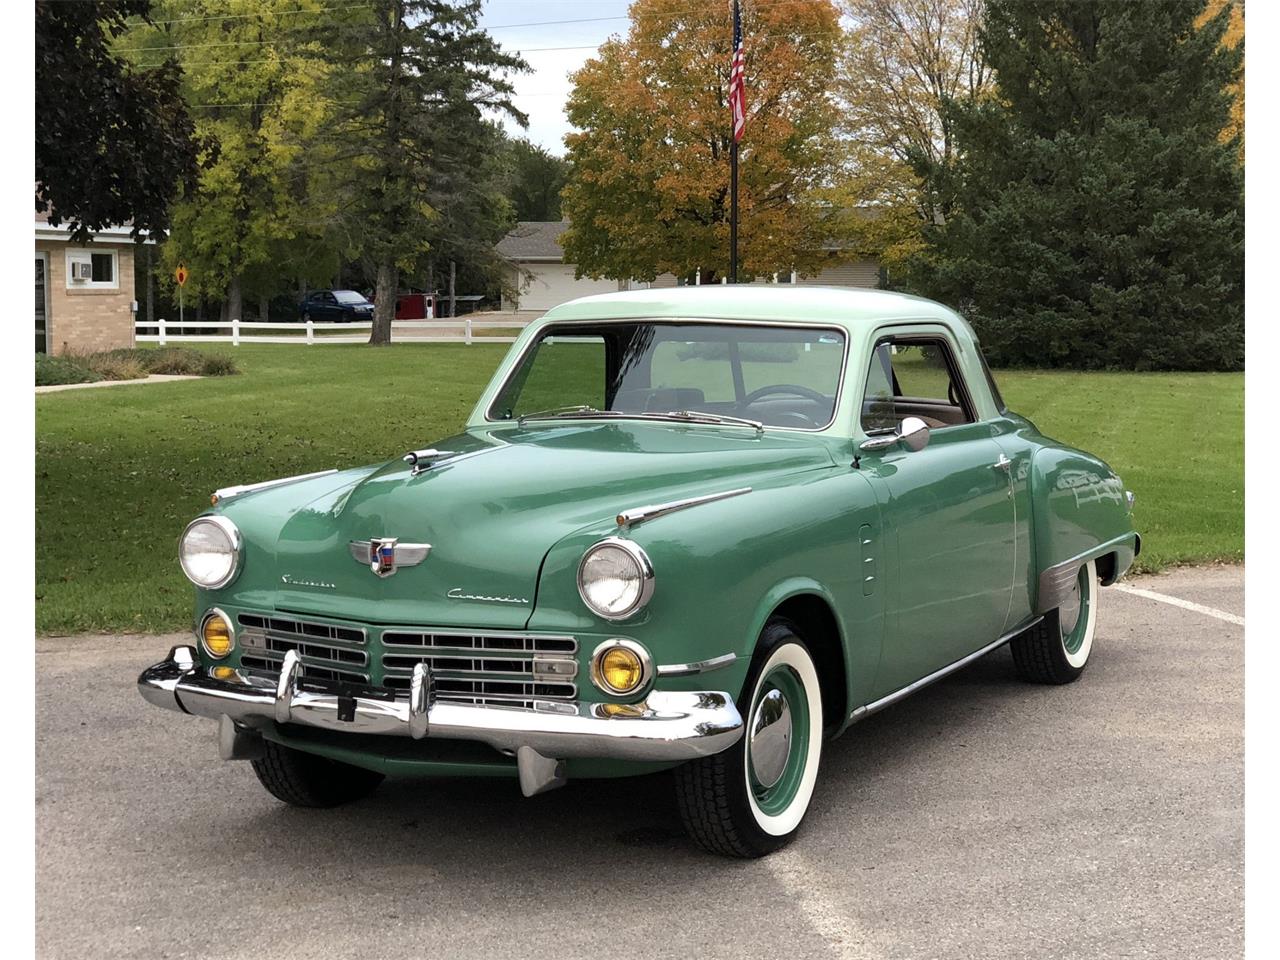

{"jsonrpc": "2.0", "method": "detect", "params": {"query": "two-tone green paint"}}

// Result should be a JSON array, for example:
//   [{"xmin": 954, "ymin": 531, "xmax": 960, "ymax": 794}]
[{"xmin": 188, "ymin": 287, "xmax": 1138, "ymax": 778}]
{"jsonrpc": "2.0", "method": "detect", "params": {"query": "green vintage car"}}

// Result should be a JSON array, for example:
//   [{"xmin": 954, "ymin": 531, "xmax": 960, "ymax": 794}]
[{"xmin": 140, "ymin": 286, "xmax": 1140, "ymax": 857}]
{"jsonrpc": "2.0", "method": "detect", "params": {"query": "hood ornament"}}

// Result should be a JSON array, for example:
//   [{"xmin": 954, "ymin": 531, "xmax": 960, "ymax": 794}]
[{"xmin": 349, "ymin": 538, "xmax": 431, "ymax": 578}]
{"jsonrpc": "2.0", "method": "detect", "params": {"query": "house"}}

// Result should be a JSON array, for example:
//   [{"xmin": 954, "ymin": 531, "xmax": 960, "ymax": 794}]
[
  {"xmin": 35, "ymin": 212, "xmax": 142, "ymax": 354},
  {"xmin": 496, "ymin": 219, "xmax": 884, "ymax": 313}
]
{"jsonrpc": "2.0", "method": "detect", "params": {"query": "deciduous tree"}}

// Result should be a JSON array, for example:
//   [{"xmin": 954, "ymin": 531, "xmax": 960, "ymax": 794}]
[
  {"xmin": 35, "ymin": 0, "xmax": 206, "ymax": 241},
  {"xmin": 561, "ymin": 0, "xmax": 845, "ymax": 283},
  {"xmin": 503, "ymin": 138, "xmax": 571, "ymax": 222},
  {"xmin": 836, "ymin": 0, "xmax": 990, "ymax": 260},
  {"xmin": 125, "ymin": 0, "xmax": 337, "ymax": 320}
]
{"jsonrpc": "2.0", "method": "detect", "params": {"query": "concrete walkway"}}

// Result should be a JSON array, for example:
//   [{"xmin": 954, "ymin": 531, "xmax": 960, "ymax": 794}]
[{"xmin": 36, "ymin": 373, "xmax": 202, "ymax": 394}]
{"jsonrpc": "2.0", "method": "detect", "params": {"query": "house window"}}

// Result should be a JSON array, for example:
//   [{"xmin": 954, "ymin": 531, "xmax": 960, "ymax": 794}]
[{"xmin": 65, "ymin": 247, "xmax": 119, "ymax": 290}]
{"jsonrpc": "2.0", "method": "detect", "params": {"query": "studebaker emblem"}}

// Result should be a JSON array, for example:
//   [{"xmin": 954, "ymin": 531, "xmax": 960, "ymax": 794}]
[
  {"xmin": 349, "ymin": 538, "xmax": 431, "ymax": 578},
  {"xmin": 280, "ymin": 574, "xmax": 336, "ymax": 590},
  {"xmin": 447, "ymin": 587, "xmax": 529, "ymax": 604}
]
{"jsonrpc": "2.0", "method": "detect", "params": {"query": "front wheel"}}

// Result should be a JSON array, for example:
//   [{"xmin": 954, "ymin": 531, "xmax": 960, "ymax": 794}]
[
  {"xmin": 674, "ymin": 620, "xmax": 824, "ymax": 857},
  {"xmin": 251, "ymin": 740, "xmax": 384, "ymax": 808},
  {"xmin": 1011, "ymin": 559, "xmax": 1099, "ymax": 684}
]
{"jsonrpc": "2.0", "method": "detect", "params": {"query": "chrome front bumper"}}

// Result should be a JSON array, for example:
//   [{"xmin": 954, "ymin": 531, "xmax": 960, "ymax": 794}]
[{"xmin": 138, "ymin": 646, "xmax": 744, "ymax": 763}]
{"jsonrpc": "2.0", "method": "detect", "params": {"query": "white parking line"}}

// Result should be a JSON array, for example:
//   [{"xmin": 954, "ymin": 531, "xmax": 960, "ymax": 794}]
[
  {"xmin": 1113, "ymin": 583, "xmax": 1244, "ymax": 626},
  {"xmin": 764, "ymin": 848, "xmax": 875, "ymax": 959}
]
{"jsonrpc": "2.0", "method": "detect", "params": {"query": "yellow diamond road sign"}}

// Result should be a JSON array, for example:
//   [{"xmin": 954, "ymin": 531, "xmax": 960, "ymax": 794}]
[{"xmin": 175, "ymin": 264, "xmax": 188, "ymax": 287}]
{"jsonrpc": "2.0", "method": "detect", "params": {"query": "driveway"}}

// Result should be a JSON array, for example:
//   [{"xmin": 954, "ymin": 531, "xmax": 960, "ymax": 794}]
[{"xmin": 35, "ymin": 566, "xmax": 1243, "ymax": 960}]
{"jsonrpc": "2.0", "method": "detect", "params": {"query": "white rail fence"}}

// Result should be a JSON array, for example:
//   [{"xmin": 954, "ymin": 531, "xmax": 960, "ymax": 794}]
[{"xmin": 135, "ymin": 316, "xmax": 531, "ymax": 346}]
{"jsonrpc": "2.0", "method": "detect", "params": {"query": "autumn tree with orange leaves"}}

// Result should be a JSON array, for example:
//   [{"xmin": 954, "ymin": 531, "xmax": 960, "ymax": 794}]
[{"xmin": 561, "ymin": 0, "xmax": 845, "ymax": 283}]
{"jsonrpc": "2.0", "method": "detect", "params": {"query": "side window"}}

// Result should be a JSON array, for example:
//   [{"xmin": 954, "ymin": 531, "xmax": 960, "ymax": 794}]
[{"xmin": 861, "ymin": 337, "xmax": 975, "ymax": 434}]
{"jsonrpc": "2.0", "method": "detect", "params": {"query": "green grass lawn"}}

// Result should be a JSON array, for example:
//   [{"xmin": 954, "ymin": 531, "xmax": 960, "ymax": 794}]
[{"xmin": 35, "ymin": 344, "xmax": 1242, "ymax": 635}]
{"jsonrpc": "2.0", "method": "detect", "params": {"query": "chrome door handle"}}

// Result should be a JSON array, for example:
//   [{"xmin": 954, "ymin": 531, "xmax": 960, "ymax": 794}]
[{"xmin": 993, "ymin": 454, "xmax": 1012, "ymax": 473}]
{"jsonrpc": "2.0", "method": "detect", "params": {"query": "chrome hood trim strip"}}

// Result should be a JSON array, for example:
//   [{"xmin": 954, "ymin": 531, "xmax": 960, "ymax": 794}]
[
  {"xmin": 616, "ymin": 487, "xmax": 752, "ymax": 529},
  {"xmin": 212, "ymin": 469, "xmax": 338, "ymax": 505}
]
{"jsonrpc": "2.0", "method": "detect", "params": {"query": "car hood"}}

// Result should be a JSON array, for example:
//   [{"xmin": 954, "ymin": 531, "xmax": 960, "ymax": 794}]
[{"xmin": 219, "ymin": 422, "xmax": 840, "ymax": 628}]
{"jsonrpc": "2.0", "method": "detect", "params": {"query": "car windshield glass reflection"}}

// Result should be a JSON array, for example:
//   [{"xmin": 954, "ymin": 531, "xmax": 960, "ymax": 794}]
[
  {"xmin": 333, "ymin": 291, "xmax": 368, "ymax": 304},
  {"xmin": 489, "ymin": 323, "xmax": 846, "ymax": 430}
]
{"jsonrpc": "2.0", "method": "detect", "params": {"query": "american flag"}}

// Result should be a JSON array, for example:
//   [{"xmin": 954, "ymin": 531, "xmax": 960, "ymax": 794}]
[{"xmin": 729, "ymin": 0, "xmax": 746, "ymax": 143}]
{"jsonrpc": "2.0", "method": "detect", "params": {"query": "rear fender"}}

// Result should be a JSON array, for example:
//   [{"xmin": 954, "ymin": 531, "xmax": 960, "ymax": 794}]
[{"xmin": 1029, "ymin": 447, "xmax": 1138, "ymax": 613}]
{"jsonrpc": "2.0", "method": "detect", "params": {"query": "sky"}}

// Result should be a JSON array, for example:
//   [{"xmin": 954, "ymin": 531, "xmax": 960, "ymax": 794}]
[{"xmin": 477, "ymin": 0, "xmax": 635, "ymax": 156}]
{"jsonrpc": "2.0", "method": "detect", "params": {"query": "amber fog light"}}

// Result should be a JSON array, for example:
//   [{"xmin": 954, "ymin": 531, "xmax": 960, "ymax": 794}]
[
  {"xmin": 591, "ymin": 639, "xmax": 652, "ymax": 696},
  {"xmin": 200, "ymin": 610, "xmax": 235, "ymax": 659}
]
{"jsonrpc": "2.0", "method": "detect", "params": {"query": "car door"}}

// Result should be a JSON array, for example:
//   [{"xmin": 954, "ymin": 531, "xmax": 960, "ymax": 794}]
[{"xmin": 857, "ymin": 331, "xmax": 1017, "ymax": 698}]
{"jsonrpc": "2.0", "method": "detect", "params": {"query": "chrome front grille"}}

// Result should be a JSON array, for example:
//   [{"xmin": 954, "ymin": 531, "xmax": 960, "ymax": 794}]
[
  {"xmin": 380, "ymin": 630, "xmax": 578, "ymax": 707},
  {"xmin": 237, "ymin": 613, "xmax": 369, "ymax": 684},
  {"xmin": 234, "ymin": 615, "xmax": 579, "ymax": 709}
]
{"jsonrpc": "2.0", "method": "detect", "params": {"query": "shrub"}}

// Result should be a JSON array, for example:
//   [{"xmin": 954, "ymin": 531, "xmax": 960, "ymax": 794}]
[
  {"xmin": 36, "ymin": 346, "xmax": 239, "ymax": 386},
  {"xmin": 141, "ymin": 347, "xmax": 203, "ymax": 375},
  {"xmin": 197, "ymin": 353, "xmax": 239, "ymax": 376},
  {"xmin": 81, "ymin": 353, "xmax": 148, "ymax": 381},
  {"xmin": 35, "ymin": 354, "xmax": 102, "ymax": 386}
]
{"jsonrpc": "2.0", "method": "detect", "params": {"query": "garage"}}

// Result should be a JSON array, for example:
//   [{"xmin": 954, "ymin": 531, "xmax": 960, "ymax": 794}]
[{"xmin": 514, "ymin": 262, "xmax": 620, "ymax": 312}]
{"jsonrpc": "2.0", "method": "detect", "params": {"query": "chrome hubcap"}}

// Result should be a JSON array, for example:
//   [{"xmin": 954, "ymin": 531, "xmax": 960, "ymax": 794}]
[
  {"xmin": 1059, "ymin": 575, "xmax": 1083, "ymax": 636},
  {"xmin": 749, "ymin": 687, "xmax": 792, "ymax": 789}
]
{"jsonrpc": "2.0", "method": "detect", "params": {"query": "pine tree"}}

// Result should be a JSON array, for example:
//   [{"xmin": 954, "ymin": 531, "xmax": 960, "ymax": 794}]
[
  {"xmin": 309, "ymin": 0, "xmax": 525, "ymax": 343},
  {"xmin": 910, "ymin": 0, "xmax": 1243, "ymax": 371}
]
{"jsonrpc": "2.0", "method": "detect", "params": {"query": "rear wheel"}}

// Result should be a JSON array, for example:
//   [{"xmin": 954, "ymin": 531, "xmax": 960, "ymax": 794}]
[
  {"xmin": 1011, "ymin": 559, "xmax": 1098, "ymax": 684},
  {"xmin": 250, "ymin": 740, "xmax": 384, "ymax": 808},
  {"xmin": 674, "ymin": 620, "xmax": 824, "ymax": 857}
]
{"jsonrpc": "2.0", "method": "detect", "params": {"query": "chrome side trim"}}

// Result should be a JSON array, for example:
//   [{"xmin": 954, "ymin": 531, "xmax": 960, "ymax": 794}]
[
  {"xmin": 849, "ymin": 617, "xmax": 1043, "ymax": 722},
  {"xmin": 211, "ymin": 469, "xmax": 338, "ymax": 505},
  {"xmin": 138, "ymin": 646, "xmax": 743, "ymax": 761},
  {"xmin": 616, "ymin": 487, "xmax": 752, "ymax": 529},
  {"xmin": 656, "ymin": 652, "xmax": 738, "ymax": 678}
]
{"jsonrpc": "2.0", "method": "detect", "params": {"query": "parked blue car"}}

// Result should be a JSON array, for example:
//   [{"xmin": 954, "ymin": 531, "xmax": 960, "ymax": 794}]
[{"xmin": 298, "ymin": 290, "xmax": 375, "ymax": 323}]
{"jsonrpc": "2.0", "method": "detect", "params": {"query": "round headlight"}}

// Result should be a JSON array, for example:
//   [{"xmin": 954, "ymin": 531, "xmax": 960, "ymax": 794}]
[
  {"xmin": 179, "ymin": 516, "xmax": 242, "ymax": 589},
  {"xmin": 577, "ymin": 538, "xmax": 655, "ymax": 620},
  {"xmin": 200, "ymin": 609, "xmax": 235, "ymax": 659},
  {"xmin": 591, "ymin": 639, "xmax": 653, "ymax": 696}
]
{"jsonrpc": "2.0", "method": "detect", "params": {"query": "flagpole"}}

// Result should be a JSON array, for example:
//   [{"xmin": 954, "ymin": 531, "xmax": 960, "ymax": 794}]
[
  {"xmin": 730, "ymin": 138, "xmax": 738, "ymax": 284},
  {"xmin": 729, "ymin": 0, "xmax": 741, "ymax": 284}
]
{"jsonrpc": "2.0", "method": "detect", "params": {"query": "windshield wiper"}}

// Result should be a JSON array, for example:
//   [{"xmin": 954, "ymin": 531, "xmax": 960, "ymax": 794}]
[
  {"xmin": 516, "ymin": 404, "xmax": 621, "ymax": 425},
  {"xmin": 656, "ymin": 410, "xmax": 765, "ymax": 433},
  {"xmin": 515, "ymin": 405, "xmax": 764, "ymax": 433}
]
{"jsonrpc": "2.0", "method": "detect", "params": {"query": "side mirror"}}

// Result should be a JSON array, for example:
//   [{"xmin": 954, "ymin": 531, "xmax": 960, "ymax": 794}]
[{"xmin": 860, "ymin": 416, "xmax": 931, "ymax": 453}]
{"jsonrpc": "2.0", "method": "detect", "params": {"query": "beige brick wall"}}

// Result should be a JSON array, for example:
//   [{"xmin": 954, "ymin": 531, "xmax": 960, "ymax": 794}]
[{"xmin": 37, "ymin": 240, "xmax": 136, "ymax": 355}]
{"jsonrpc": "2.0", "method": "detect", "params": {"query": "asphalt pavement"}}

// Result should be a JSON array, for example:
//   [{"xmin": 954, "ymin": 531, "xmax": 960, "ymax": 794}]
[{"xmin": 35, "ymin": 565, "xmax": 1244, "ymax": 960}]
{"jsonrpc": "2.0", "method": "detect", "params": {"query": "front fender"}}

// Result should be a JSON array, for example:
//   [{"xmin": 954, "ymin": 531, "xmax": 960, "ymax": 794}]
[{"xmin": 526, "ymin": 470, "xmax": 882, "ymax": 711}]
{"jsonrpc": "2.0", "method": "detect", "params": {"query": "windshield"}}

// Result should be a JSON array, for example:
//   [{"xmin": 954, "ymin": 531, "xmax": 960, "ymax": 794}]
[
  {"xmin": 334, "ymin": 290, "xmax": 369, "ymax": 304},
  {"xmin": 488, "ymin": 322, "xmax": 847, "ymax": 430}
]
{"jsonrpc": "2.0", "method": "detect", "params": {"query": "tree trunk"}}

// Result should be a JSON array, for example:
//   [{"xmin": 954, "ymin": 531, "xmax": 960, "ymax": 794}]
[
  {"xmin": 448, "ymin": 260, "xmax": 457, "ymax": 318},
  {"xmin": 226, "ymin": 275, "xmax": 243, "ymax": 324},
  {"xmin": 259, "ymin": 295, "xmax": 270, "ymax": 323},
  {"xmin": 145, "ymin": 246, "xmax": 154, "ymax": 325},
  {"xmin": 370, "ymin": 258, "xmax": 397, "ymax": 344}
]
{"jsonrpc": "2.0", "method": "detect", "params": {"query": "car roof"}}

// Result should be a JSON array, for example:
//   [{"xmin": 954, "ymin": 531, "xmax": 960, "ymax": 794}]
[{"xmin": 539, "ymin": 285, "xmax": 967, "ymax": 332}]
